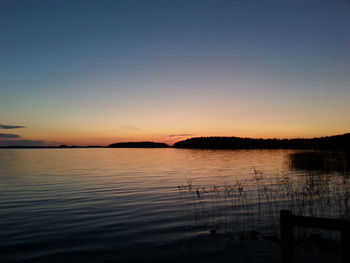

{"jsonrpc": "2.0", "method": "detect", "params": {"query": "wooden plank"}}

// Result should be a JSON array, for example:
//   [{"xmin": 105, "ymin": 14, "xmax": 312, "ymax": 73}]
[{"xmin": 291, "ymin": 215, "xmax": 350, "ymax": 231}]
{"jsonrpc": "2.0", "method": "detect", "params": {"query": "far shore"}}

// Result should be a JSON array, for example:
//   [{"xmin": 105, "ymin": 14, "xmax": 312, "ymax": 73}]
[{"xmin": 0, "ymin": 133, "xmax": 349, "ymax": 151}]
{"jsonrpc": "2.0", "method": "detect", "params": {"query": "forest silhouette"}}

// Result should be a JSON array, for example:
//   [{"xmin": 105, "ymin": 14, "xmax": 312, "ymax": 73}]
[
  {"xmin": 108, "ymin": 141, "xmax": 169, "ymax": 148},
  {"xmin": 173, "ymin": 133, "xmax": 350, "ymax": 151}
]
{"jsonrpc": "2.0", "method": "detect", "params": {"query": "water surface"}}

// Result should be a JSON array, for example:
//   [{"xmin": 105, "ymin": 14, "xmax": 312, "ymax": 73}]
[{"xmin": 0, "ymin": 149, "xmax": 347, "ymax": 263}]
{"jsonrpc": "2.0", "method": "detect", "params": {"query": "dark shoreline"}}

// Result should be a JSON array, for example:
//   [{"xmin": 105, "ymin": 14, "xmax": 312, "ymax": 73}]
[
  {"xmin": 1, "ymin": 133, "xmax": 349, "ymax": 151},
  {"xmin": 0, "ymin": 146, "xmax": 105, "ymax": 149},
  {"xmin": 173, "ymin": 134, "xmax": 350, "ymax": 151}
]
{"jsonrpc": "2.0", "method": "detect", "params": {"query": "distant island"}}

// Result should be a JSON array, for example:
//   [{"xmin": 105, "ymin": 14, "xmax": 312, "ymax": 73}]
[
  {"xmin": 173, "ymin": 133, "xmax": 350, "ymax": 151},
  {"xmin": 0, "ymin": 145, "xmax": 104, "ymax": 149},
  {"xmin": 108, "ymin": 141, "xmax": 169, "ymax": 148}
]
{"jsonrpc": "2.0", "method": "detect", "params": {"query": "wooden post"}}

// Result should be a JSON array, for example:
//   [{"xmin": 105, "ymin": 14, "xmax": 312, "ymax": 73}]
[
  {"xmin": 280, "ymin": 210, "xmax": 350, "ymax": 262},
  {"xmin": 280, "ymin": 210, "xmax": 293, "ymax": 263},
  {"xmin": 341, "ymin": 229, "xmax": 350, "ymax": 263}
]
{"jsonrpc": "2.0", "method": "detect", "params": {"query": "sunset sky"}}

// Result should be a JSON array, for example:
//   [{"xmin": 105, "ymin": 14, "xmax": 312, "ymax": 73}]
[{"xmin": 1, "ymin": 0, "xmax": 350, "ymax": 146}]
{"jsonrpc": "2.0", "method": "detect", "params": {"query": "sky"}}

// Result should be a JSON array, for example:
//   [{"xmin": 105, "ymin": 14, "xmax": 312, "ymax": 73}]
[{"xmin": 1, "ymin": 0, "xmax": 350, "ymax": 146}]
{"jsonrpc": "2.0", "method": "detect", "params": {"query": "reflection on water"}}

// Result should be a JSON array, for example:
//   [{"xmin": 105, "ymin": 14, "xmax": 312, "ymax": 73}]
[
  {"xmin": 0, "ymin": 149, "xmax": 349, "ymax": 263},
  {"xmin": 289, "ymin": 151, "xmax": 350, "ymax": 172}
]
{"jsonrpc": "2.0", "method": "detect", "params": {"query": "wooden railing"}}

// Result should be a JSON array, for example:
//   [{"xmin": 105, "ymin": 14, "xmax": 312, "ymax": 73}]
[{"xmin": 280, "ymin": 210, "xmax": 350, "ymax": 263}]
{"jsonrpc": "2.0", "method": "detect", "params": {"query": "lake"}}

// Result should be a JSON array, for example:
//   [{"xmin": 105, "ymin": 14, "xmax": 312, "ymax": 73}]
[{"xmin": 1, "ymin": 148, "xmax": 349, "ymax": 263}]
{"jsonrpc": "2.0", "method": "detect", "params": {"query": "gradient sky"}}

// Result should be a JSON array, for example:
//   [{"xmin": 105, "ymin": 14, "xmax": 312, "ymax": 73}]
[{"xmin": 1, "ymin": 0, "xmax": 350, "ymax": 146}]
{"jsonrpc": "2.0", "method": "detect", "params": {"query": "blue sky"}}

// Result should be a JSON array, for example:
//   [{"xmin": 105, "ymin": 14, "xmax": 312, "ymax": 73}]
[{"xmin": 1, "ymin": 0, "xmax": 349, "ymax": 145}]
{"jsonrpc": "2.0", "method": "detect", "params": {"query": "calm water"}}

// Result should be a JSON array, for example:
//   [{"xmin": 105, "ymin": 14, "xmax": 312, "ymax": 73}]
[{"xmin": 0, "ymin": 149, "xmax": 347, "ymax": 263}]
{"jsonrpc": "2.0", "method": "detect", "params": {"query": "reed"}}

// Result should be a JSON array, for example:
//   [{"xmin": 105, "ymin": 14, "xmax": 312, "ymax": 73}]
[{"xmin": 178, "ymin": 168, "xmax": 350, "ymax": 239}]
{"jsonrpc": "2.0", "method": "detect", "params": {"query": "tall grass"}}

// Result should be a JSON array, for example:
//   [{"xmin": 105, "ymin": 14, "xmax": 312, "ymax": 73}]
[{"xmin": 178, "ymin": 168, "xmax": 350, "ymax": 239}]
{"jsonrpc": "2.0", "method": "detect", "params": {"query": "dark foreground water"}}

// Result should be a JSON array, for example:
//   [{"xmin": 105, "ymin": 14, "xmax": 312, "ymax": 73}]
[{"xmin": 0, "ymin": 149, "xmax": 348, "ymax": 263}]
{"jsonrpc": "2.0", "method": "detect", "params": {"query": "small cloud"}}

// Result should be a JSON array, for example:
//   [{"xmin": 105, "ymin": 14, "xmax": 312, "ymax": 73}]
[
  {"xmin": 120, "ymin": 126, "xmax": 147, "ymax": 132},
  {"xmin": 0, "ymin": 124, "xmax": 26, "ymax": 129},
  {"xmin": 0, "ymin": 140, "xmax": 44, "ymax": 146},
  {"xmin": 166, "ymin": 134, "xmax": 193, "ymax": 137},
  {"xmin": 0, "ymin": 133, "xmax": 21, "ymax": 138}
]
